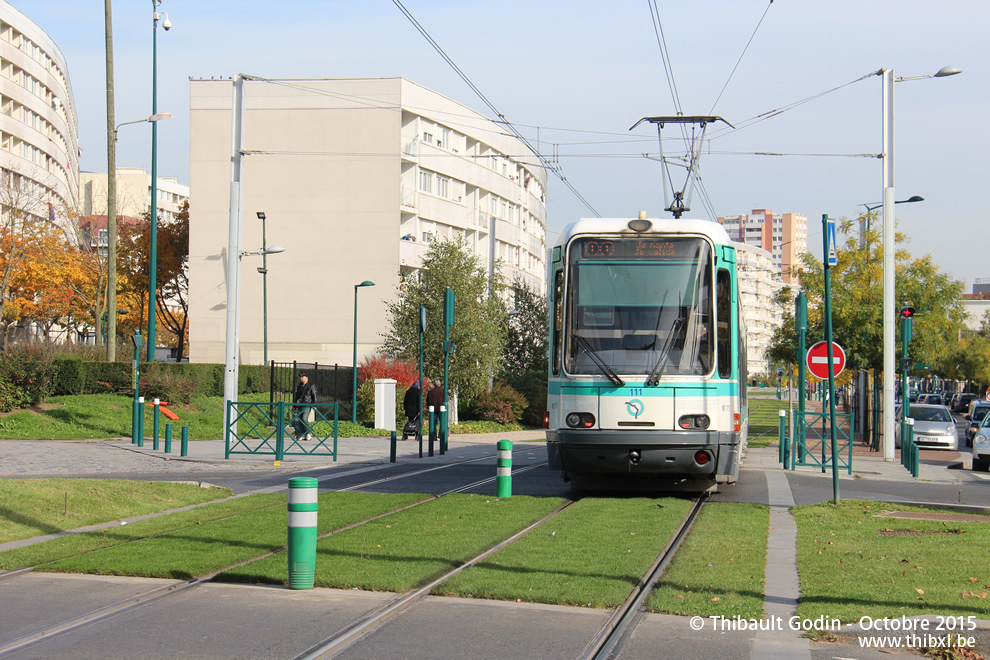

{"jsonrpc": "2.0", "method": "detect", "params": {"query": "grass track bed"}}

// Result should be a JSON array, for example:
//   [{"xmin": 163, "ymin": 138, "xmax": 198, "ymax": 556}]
[
  {"xmin": 218, "ymin": 494, "xmax": 566, "ymax": 592},
  {"xmin": 793, "ymin": 500, "xmax": 990, "ymax": 623},
  {"xmin": 435, "ymin": 497, "xmax": 693, "ymax": 608},
  {"xmin": 648, "ymin": 502, "xmax": 768, "ymax": 618},
  {"xmin": 0, "ymin": 478, "xmax": 233, "ymax": 544},
  {"xmin": 40, "ymin": 493, "xmax": 424, "ymax": 579},
  {"xmin": 0, "ymin": 494, "xmax": 285, "ymax": 570}
]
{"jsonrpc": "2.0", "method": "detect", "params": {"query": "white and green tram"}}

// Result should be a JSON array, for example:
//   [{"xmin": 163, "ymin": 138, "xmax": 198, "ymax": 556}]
[{"xmin": 545, "ymin": 216, "xmax": 747, "ymax": 490}]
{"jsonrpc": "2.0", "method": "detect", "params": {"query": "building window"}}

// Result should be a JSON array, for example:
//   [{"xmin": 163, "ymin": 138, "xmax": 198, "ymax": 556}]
[
  {"xmin": 437, "ymin": 176, "xmax": 449, "ymax": 199},
  {"xmin": 422, "ymin": 132, "xmax": 433, "ymax": 144},
  {"xmin": 419, "ymin": 170, "xmax": 433, "ymax": 194}
]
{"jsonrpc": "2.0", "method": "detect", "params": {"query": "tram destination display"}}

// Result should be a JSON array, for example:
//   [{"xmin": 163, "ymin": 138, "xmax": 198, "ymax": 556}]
[{"xmin": 576, "ymin": 236, "xmax": 701, "ymax": 260}]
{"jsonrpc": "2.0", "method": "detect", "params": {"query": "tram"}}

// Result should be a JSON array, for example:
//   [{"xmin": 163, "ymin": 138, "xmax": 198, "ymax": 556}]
[{"xmin": 545, "ymin": 215, "xmax": 747, "ymax": 490}]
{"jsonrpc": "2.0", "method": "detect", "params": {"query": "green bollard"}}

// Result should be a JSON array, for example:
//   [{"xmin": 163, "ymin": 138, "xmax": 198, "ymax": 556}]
[
  {"xmin": 153, "ymin": 398, "xmax": 161, "ymax": 450},
  {"xmin": 181, "ymin": 425, "xmax": 189, "ymax": 457},
  {"xmin": 165, "ymin": 423, "xmax": 172, "ymax": 454},
  {"xmin": 778, "ymin": 410, "xmax": 786, "ymax": 464},
  {"xmin": 496, "ymin": 439, "xmax": 513, "ymax": 498},
  {"xmin": 440, "ymin": 405, "xmax": 447, "ymax": 454},
  {"xmin": 390, "ymin": 430, "xmax": 397, "ymax": 463},
  {"xmin": 287, "ymin": 477, "xmax": 318, "ymax": 590},
  {"xmin": 137, "ymin": 396, "xmax": 145, "ymax": 448},
  {"xmin": 428, "ymin": 406, "xmax": 435, "ymax": 457}
]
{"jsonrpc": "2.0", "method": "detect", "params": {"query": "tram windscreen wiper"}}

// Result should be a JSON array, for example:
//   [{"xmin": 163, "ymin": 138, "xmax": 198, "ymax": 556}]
[
  {"xmin": 574, "ymin": 334, "xmax": 625, "ymax": 387},
  {"xmin": 646, "ymin": 317, "xmax": 683, "ymax": 387}
]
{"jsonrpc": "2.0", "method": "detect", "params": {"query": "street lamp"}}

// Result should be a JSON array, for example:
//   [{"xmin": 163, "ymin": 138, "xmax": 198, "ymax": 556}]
[
  {"xmin": 858, "ymin": 195, "xmax": 923, "ymax": 245},
  {"xmin": 146, "ymin": 0, "xmax": 171, "ymax": 362},
  {"xmin": 105, "ymin": 112, "xmax": 172, "ymax": 362},
  {"xmin": 352, "ymin": 281, "xmax": 375, "ymax": 423},
  {"xmin": 881, "ymin": 65, "xmax": 961, "ymax": 462},
  {"xmin": 256, "ymin": 212, "xmax": 270, "ymax": 367}
]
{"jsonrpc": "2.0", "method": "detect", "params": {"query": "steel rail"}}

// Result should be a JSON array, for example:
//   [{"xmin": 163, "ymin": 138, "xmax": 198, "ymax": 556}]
[{"xmin": 579, "ymin": 494, "xmax": 709, "ymax": 660}]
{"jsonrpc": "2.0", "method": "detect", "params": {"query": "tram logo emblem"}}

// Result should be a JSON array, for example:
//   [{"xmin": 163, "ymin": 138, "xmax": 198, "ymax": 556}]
[{"xmin": 625, "ymin": 399, "xmax": 645, "ymax": 419}]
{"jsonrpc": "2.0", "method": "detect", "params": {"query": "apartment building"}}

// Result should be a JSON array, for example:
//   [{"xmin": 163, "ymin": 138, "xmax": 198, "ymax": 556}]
[
  {"xmin": 78, "ymin": 168, "xmax": 190, "ymax": 254},
  {"xmin": 734, "ymin": 242, "xmax": 784, "ymax": 378},
  {"xmin": 188, "ymin": 77, "xmax": 548, "ymax": 367},
  {"xmin": 0, "ymin": 2, "xmax": 79, "ymax": 235},
  {"xmin": 718, "ymin": 209, "xmax": 807, "ymax": 284}
]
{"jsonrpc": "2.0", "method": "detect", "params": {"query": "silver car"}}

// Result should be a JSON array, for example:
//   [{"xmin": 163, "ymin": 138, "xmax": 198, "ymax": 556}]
[{"xmin": 905, "ymin": 404, "xmax": 957, "ymax": 450}]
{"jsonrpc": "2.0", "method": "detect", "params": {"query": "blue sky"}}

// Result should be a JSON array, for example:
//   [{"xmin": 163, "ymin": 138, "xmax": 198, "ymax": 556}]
[{"xmin": 21, "ymin": 0, "xmax": 988, "ymax": 289}]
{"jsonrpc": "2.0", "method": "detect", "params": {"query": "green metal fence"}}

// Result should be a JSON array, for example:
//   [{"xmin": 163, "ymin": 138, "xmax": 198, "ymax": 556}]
[
  {"xmin": 225, "ymin": 401, "xmax": 339, "ymax": 462},
  {"xmin": 792, "ymin": 410, "xmax": 855, "ymax": 475}
]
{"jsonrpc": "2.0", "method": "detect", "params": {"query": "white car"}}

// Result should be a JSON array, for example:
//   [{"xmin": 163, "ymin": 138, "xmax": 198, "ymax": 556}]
[{"xmin": 973, "ymin": 414, "xmax": 990, "ymax": 471}]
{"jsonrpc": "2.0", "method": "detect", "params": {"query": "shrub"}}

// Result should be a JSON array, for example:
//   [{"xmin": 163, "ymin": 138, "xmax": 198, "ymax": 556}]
[
  {"xmin": 504, "ymin": 369, "xmax": 547, "ymax": 427},
  {"xmin": 0, "ymin": 343, "xmax": 60, "ymax": 404},
  {"xmin": 357, "ymin": 354, "xmax": 418, "ymax": 388},
  {"xmin": 0, "ymin": 374, "xmax": 30, "ymax": 412},
  {"xmin": 141, "ymin": 365, "xmax": 199, "ymax": 404},
  {"xmin": 473, "ymin": 399, "xmax": 515, "ymax": 425}
]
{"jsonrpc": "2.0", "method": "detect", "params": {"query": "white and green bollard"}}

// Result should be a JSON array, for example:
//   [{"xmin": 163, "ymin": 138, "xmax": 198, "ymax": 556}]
[
  {"xmin": 287, "ymin": 477, "xmax": 318, "ymax": 589},
  {"xmin": 496, "ymin": 439, "xmax": 513, "ymax": 498}
]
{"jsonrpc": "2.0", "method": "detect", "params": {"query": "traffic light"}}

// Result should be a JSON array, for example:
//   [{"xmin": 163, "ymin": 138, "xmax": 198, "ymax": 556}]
[{"xmin": 899, "ymin": 306, "xmax": 915, "ymax": 318}]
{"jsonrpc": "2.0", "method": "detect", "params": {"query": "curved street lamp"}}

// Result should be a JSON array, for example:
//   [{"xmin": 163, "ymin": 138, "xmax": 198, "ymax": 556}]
[
  {"xmin": 858, "ymin": 195, "xmax": 924, "ymax": 244},
  {"xmin": 880, "ymin": 65, "xmax": 961, "ymax": 462},
  {"xmin": 352, "ymin": 281, "xmax": 376, "ymax": 423}
]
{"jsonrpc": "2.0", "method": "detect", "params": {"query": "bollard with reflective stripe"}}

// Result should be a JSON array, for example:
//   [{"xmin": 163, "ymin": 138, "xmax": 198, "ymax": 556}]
[
  {"xmin": 496, "ymin": 439, "xmax": 513, "ymax": 498},
  {"xmin": 778, "ymin": 410, "xmax": 786, "ymax": 464},
  {"xmin": 288, "ymin": 477, "xmax": 318, "ymax": 590},
  {"xmin": 137, "ymin": 397, "xmax": 145, "ymax": 448},
  {"xmin": 428, "ymin": 406, "xmax": 435, "ymax": 457},
  {"xmin": 153, "ymin": 399, "xmax": 161, "ymax": 450}
]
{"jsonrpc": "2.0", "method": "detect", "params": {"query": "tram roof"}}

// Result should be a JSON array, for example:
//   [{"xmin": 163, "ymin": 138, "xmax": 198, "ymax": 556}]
[{"xmin": 555, "ymin": 218, "xmax": 732, "ymax": 246}]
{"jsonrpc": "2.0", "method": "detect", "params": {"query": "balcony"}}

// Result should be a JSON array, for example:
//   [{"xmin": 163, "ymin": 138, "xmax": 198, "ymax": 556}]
[{"xmin": 399, "ymin": 236, "xmax": 429, "ymax": 269}]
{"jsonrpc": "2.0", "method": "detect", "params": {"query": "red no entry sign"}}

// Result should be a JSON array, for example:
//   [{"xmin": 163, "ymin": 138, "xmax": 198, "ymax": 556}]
[{"xmin": 806, "ymin": 340, "xmax": 846, "ymax": 380}]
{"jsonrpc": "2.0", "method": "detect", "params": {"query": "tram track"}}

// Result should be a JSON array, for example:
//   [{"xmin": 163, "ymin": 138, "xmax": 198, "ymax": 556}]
[
  {"xmin": 580, "ymin": 493, "xmax": 709, "ymax": 660},
  {"xmin": 0, "ymin": 456, "xmax": 548, "ymax": 657}
]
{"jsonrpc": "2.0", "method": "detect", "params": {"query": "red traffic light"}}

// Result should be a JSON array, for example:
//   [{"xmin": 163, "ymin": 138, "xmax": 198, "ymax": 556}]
[{"xmin": 899, "ymin": 306, "xmax": 915, "ymax": 318}]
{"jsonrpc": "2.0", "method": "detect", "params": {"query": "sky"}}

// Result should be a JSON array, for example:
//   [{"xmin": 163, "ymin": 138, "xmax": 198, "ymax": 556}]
[{"xmin": 20, "ymin": 0, "xmax": 988, "ymax": 290}]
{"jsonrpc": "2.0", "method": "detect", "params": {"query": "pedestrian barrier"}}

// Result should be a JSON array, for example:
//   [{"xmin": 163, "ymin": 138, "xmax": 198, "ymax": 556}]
[
  {"xmin": 789, "ymin": 410, "xmax": 855, "ymax": 474},
  {"xmin": 224, "ymin": 401, "xmax": 339, "ymax": 461},
  {"xmin": 496, "ymin": 439, "xmax": 512, "ymax": 498}
]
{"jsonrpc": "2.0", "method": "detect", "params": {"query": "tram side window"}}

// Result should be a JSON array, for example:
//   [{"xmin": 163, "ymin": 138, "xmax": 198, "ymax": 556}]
[
  {"xmin": 552, "ymin": 269, "xmax": 563, "ymax": 375},
  {"xmin": 717, "ymin": 269, "xmax": 731, "ymax": 379}
]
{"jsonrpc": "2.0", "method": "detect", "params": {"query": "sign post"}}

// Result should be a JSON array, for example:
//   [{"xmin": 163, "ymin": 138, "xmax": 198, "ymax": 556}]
[{"xmin": 822, "ymin": 214, "xmax": 841, "ymax": 504}]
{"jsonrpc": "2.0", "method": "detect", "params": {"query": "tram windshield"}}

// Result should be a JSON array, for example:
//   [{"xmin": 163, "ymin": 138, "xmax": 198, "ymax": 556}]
[{"xmin": 564, "ymin": 236, "xmax": 714, "ymax": 378}]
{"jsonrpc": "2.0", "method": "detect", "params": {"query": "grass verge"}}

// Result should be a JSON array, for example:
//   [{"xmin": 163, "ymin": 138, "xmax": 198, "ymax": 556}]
[
  {"xmin": 648, "ymin": 502, "xmax": 768, "ymax": 618},
  {"xmin": 0, "ymin": 493, "xmax": 285, "ymax": 570},
  {"xmin": 435, "ymin": 497, "xmax": 693, "ymax": 608},
  {"xmin": 218, "ymin": 494, "xmax": 566, "ymax": 592},
  {"xmin": 793, "ymin": 499, "xmax": 990, "ymax": 623},
  {"xmin": 747, "ymin": 397, "xmax": 791, "ymax": 448},
  {"xmin": 40, "ymin": 493, "xmax": 426, "ymax": 579},
  {"xmin": 0, "ymin": 478, "xmax": 232, "ymax": 544}
]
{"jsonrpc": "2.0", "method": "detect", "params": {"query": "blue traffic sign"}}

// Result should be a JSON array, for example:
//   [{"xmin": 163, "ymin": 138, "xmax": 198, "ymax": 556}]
[{"xmin": 826, "ymin": 218, "xmax": 838, "ymax": 266}]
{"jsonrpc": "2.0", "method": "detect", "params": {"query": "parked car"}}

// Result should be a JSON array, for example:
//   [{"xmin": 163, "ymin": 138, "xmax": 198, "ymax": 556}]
[
  {"xmin": 972, "ymin": 413, "xmax": 990, "ymax": 471},
  {"xmin": 965, "ymin": 402, "xmax": 990, "ymax": 447},
  {"xmin": 901, "ymin": 404, "xmax": 957, "ymax": 450},
  {"xmin": 949, "ymin": 393, "xmax": 961, "ymax": 410},
  {"xmin": 954, "ymin": 393, "xmax": 978, "ymax": 413},
  {"xmin": 917, "ymin": 393, "xmax": 942, "ymax": 405}
]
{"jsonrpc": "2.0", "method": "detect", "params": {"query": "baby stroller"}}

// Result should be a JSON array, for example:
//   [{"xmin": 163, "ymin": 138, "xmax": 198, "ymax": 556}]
[{"xmin": 401, "ymin": 415, "xmax": 420, "ymax": 441}]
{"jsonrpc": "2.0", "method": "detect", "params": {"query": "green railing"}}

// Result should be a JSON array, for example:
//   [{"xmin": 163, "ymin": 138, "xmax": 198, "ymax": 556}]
[
  {"xmin": 785, "ymin": 410, "xmax": 855, "ymax": 475},
  {"xmin": 225, "ymin": 401, "xmax": 338, "ymax": 462}
]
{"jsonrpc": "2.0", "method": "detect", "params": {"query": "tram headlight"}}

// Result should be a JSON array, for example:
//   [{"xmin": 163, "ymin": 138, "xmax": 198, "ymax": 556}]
[
  {"xmin": 566, "ymin": 412, "xmax": 596, "ymax": 428},
  {"xmin": 678, "ymin": 414, "xmax": 710, "ymax": 430}
]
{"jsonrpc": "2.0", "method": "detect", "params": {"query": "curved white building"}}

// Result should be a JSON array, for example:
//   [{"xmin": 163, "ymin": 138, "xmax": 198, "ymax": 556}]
[
  {"xmin": 734, "ymin": 241, "xmax": 784, "ymax": 379},
  {"xmin": 189, "ymin": 77, "xmax": 547, "ymax": 367},
  {"xmin": 0, "ymin": 2, "xmax": 80, "ymax": 232}
]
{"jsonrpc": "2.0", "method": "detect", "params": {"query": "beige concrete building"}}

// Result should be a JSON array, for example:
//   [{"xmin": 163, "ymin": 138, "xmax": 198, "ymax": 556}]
[
  {"xmin": 734, "ymin": 242, "xmax": 784, "ymax": 378},
  {"xmin": 189, "ymin": 77, "xmax": 547, "ymax": 367},
  {"xmin": 717, "ymin": 209, "xmax": 807, "ymax": 284},
  {"xmin": 0, "ymin": 2, "xmax": 79, "ymax": 234}
]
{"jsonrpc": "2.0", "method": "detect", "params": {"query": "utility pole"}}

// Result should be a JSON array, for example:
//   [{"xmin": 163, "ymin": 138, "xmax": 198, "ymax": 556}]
[{"xmin": 105, "ymin": 0, "xmax": 118, "ymax": 361}]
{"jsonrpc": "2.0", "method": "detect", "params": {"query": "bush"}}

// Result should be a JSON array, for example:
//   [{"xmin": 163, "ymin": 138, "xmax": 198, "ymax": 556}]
[
  {"xmin": 141, "ymin": 365, "xmax": 199, "ymax": 404},
  {"xmin": 473, "ymin": 399, "xmax": 515, "ymax": 425},
  {"xmin": 504, "ymin": 369, "xmax": 547, "ymax": 427},
  {"xmin": 0, "ymin": 374, "xmax": 30, "ymax": 412},
  {"xmin": 357, "ymin": 355, "xmax": 418, "ymax": 388},
  {"xmin": 0, "ymin": 343, "xmax": 60, "ymax": 404}
]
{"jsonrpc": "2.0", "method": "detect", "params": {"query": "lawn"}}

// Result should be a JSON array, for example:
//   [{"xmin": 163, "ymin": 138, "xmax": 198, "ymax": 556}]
[
  {"xmin": 0, "ymin": 478, "xmax": 232, "ymax": 544},
  {"xmin": 648, "ymin": 502, "xmax": 768, "ymax": 618},
  {"xmin": 793, "ymin": 499, "xmax": 990, "ymax": 623}
]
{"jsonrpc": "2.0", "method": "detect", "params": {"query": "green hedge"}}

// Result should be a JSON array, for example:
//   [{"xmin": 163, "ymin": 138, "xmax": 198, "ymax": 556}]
[{"xmin": 48, "ymin": 359, "xmax": 270, "ymax": 398}]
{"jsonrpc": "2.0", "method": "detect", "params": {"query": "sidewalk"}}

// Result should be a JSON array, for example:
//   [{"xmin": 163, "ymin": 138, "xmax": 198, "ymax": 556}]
[{"xmin": 0, "ymin": 430, "xmax": 546, "ymax": 478}]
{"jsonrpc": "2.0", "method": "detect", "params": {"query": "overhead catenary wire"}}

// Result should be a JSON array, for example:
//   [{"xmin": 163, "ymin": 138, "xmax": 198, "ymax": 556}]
[
  {"xmin": 708, "ymin": 0, "xmax": 776, "ymax": 116},
  {"xmin": 391, "ymin": 0, "xmax": 600, "ymax": 217}
]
